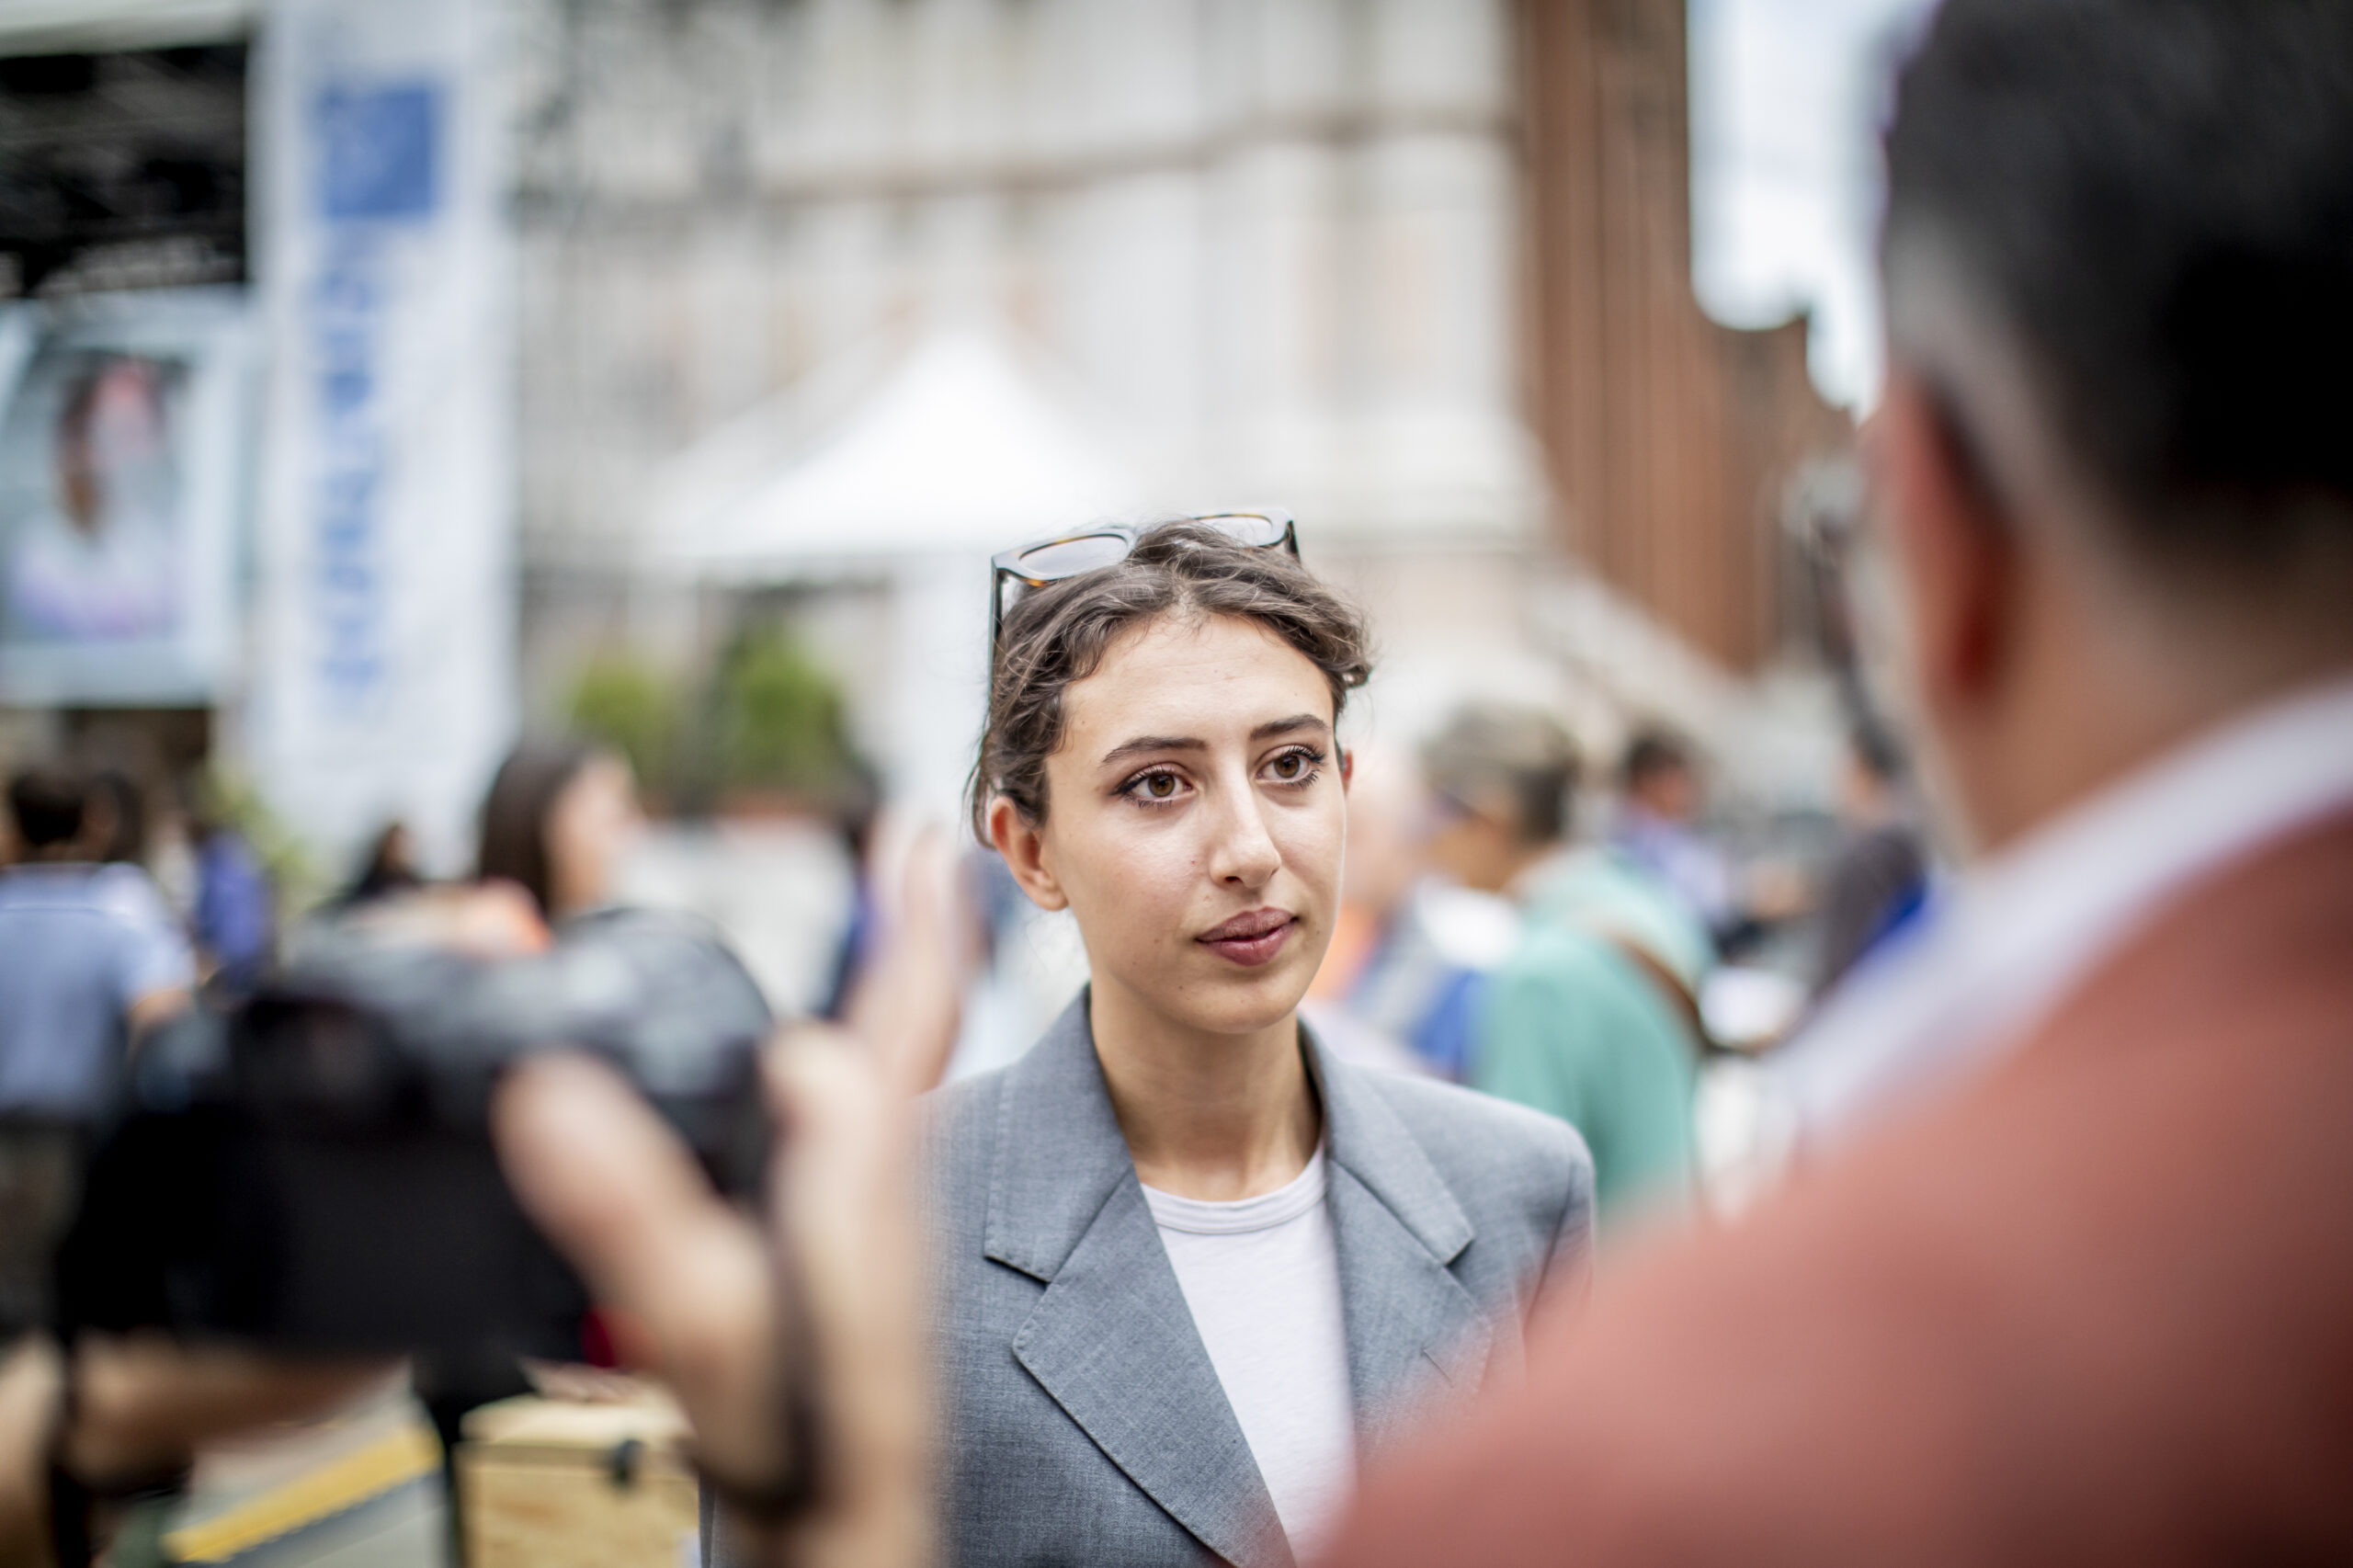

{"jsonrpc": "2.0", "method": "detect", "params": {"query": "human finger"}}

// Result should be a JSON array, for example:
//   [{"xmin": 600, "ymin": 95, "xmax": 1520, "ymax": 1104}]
[
  {"xmin": 846, "ymin": 826, "xmax": 972, "ymax": 1097},
  {"xmin": 756, "ymin": 1028, "xmax": 935, "ymax": 1568},
  {"xmin": 491, "ymin": 1053, "xmax": 788, "ymax": 1484}
]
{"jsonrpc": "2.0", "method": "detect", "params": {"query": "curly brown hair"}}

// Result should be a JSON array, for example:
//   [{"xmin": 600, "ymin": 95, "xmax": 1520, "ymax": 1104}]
[{"xmin": 970, "ymin": 519, "xmax": 1374, "ymax": 845}]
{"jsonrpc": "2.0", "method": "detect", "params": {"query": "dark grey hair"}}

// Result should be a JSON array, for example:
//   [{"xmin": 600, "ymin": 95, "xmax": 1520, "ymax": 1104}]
[{"xmin": 1882, "ymin": 0, "xmax": 2353, "ymax": 585}]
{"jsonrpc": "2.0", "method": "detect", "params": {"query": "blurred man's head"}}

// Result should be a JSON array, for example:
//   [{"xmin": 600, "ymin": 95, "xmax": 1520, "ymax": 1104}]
[
  {"xmin": 1620, "ymin": 729, "xmax": 1702, "ymax": 824},
  {"xmin": 7, "ymin": 767, "xmax": 87, "ymax": 860},
  {"xmin": 1419, "ymin": 704, "xmax": 1580, "ymax": 894},
  {"xmin": 1870, "ymin": 0, "xmax": 2353, "ymax": 852}
]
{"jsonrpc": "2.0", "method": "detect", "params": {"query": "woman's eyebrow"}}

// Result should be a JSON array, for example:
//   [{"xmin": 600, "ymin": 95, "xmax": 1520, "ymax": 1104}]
[
  {"xmin": 1100, "ymin": 734, "xmax": 1203, "ymax": 767},
  {"xmin": 1098, "ymin": 716, "xmax": 1327, "ymax": 768}
]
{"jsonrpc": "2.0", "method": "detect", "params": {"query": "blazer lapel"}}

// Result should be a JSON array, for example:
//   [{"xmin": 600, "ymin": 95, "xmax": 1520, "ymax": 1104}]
[
  {"xmin": 985, "ymin": 997, "xmax": 1291, "ymax": 1568},
  {"xmin": 1013, "ymin": 1185, "xmax": 1292, "ymax": 1568},
  {"xmin": 1312, "ymin": 1034, "xmax": 1497, "ymax": 1454}
]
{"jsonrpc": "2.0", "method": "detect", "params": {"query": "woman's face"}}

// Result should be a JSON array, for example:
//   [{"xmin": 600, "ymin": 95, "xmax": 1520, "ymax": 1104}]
[
  {"xmin": 545, "ymin": 753, "xmax": 642, "ymax": 919},
  {"xmin": 1001, "ymin": 612, "xmax": 1349, "ymax": 1039}
]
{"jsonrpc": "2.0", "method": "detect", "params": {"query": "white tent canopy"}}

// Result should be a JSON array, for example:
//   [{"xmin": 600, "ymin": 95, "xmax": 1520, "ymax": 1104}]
[{"xmin": 652, "ymin": 326, "xmax": 1149, "ymax": 583}]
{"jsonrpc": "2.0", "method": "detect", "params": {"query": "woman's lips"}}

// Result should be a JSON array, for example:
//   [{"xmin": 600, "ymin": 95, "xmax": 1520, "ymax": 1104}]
[{"xmin": 1197, "ymin": 910, "xmax": 1296, "ymax": 968}]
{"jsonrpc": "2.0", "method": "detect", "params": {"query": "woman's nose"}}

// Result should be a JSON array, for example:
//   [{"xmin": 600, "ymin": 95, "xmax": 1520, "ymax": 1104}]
[{"xmin": 1207, "ymin": 790, "xmax": 1283, "ymax": 889}]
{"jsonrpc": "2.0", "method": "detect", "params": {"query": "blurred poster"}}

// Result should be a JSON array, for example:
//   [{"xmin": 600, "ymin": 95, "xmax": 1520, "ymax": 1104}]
[
  {"xmin": 245, "ymin": 0, "xmax": 515, "ymax": 873},
  {"xmin": 0, "ymin": 291, "xmax": 249, "ymax": 703}
]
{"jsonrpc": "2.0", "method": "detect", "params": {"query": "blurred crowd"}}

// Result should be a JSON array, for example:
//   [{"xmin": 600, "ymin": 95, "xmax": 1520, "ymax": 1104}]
[
  {"xmin": 3, "ymin": 2, "xmax": 2351, "ymax": 1566},
  {"xmin": 3, "ymin": 702, "xmax": 1932, "ymax": 1221}
]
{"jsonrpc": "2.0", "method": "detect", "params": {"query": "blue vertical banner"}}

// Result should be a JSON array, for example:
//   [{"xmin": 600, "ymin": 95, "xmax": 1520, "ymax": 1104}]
[{"xmin": 248, "ymin": 0, "xmax": 514, "ymax": 875}]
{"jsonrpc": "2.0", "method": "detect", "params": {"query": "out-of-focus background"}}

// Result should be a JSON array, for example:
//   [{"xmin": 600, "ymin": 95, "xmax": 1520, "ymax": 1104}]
[
  {"xmin": 0, "ymin": 1, "xmax": 1949, "ymax": 1558},
  {"xmin": 0, "ymin": 0, "xmax": 1942, "ymax": 1066}
]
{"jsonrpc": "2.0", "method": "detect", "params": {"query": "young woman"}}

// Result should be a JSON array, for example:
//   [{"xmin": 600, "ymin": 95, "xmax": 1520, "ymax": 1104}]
[
  {"xmin": 929, "ymin": 517, "xmax": 1595, "ymax": 1568},
  {"xmin": 477, "ymin": 741, "xmax": 642, "ymax": 922}
]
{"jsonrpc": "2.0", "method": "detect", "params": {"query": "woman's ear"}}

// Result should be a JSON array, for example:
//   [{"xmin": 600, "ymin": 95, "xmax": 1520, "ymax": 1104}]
[
  {"xmin": 986, "ymin": 795, "xmax": 1068, "ymax": 912},
  {"xmin": 1339, "ymin": 748, "xmax": 1355, "ymax": 791}
]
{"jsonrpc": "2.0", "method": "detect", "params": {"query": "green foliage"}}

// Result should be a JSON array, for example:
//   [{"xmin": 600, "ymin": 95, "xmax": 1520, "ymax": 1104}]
[
  {"xmin": 566, "ymin": 654, "xmax": 683, "ymax": 801},
  {"xmin": 561, "ymin": 630, "xmax": 855, "ymax": 807},
  {"xmin": 713, "ymin": 630, "xmax": 850, "ymax": 794}
]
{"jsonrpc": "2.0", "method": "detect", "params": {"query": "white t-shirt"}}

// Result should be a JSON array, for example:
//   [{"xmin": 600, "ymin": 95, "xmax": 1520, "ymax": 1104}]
[{"xmin": 1142, "ymin": 1148, "xmax": 1356, "ymax": 1555}]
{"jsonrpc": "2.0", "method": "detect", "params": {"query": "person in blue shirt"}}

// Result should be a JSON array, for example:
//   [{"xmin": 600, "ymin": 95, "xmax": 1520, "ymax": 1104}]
[{"xmin": 0, "ymin": 767, "xmax": 193, "ymax": 1119}]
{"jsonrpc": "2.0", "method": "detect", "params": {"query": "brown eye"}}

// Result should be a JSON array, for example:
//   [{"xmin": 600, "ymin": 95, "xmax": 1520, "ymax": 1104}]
[
  {"xmin": 1147, "ymin": 773, "xmax": 1177, "ymax": 799},
  {"xmin": 1272, "ymin": 753, "xmax": 1303, "ymax": 779}
]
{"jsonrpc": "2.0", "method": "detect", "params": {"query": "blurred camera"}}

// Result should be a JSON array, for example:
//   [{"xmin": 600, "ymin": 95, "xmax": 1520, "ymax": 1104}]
[{"xmin": 11, "ymin": 908, "xmax": 772, "ymax": 1358}]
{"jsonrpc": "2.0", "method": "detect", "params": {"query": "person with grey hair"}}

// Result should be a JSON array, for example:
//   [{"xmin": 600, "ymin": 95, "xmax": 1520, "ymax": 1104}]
[
  {"xmin": 13, "ymin": 4, "xmax": 2353, "ymax": 1563},
  {"xmin": 1319, "ymin": 1, "xmax": 2353, "ymax": 1559},
  {"xmin": 1417, "ymin": 703, "xmax": 1713, "ymax": 1221},
  {"xmin": 470, "ymin": 4, "xmax": 2353, "ymax": 1563}
]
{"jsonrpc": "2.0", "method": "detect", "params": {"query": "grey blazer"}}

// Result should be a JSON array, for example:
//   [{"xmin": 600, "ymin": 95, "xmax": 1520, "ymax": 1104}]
[{"xmin": 925, "ymin": 996, "xmax": 1594, "ymax": 1568}]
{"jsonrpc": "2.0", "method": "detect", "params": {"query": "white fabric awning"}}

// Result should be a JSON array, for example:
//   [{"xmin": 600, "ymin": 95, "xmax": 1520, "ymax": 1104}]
[{"xmin": 652, "ymin": 326, "xmax": 1148, "ymax": 583}]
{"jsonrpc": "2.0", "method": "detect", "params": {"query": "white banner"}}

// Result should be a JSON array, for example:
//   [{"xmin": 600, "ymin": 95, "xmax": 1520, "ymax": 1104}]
[{"xmin": 244, "ymin": 0, "xmax": 514, "ymax": 877}]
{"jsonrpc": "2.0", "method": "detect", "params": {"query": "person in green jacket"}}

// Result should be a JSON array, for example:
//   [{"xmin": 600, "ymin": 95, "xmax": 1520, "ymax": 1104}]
[{"xmin": 1419, "ymin": 704, "xmax": 1712, "ymax": 1224}]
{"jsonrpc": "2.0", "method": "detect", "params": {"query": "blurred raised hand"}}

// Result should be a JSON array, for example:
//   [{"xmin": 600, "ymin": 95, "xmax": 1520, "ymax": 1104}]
[
  {"xmin": 494, "ymin": 824, "xmax": 973, "ymax": 1568},
  {"xmin": 1, "ymin": 845, "xmax": 969, "ymax": 1567},
  {"xmin": 846, "ymin": 824, "xmax": 977, "ymax": 1097}
]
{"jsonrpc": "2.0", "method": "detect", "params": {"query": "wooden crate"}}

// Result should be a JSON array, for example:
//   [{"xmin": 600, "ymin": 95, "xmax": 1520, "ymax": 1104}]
[{"xmin": 457, "ymin": 1394, "xmax": 699, "ymax": 1568}]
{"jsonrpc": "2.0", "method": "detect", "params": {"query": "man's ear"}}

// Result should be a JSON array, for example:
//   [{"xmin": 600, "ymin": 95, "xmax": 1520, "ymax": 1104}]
[
  {"xmin": 1870, "ymin": 366, "xmax": 2019, "ymax": 712},
  {"xmin": 986, "ymin": 795, "xmax": 1068, "ymax": 912}
]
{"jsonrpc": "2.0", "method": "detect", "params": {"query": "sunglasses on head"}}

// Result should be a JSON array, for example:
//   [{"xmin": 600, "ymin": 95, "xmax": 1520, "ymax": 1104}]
[{"xmin": 987, "ymin": 510, "xmax": 1301, "ymax": 671}]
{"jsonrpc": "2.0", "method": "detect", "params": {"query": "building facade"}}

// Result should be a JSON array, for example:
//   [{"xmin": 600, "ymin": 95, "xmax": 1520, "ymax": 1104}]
[
  {"xmin": 1519, "ymin": 0, "xmax": 1848, "ymax": 671},
  {"xmin": 510, "ymin": 0, "xmax": 1846, "ymax": 760},
  {"xmin": 0, "ymin": 0, "xmax": 1852, "ymax": 852}
]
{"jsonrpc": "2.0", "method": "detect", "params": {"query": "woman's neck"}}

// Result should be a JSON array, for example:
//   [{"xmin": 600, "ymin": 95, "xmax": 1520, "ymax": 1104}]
[{"xmin": 1088, "ymin": 979, "xmax": 1321, "ymax": 1203}]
